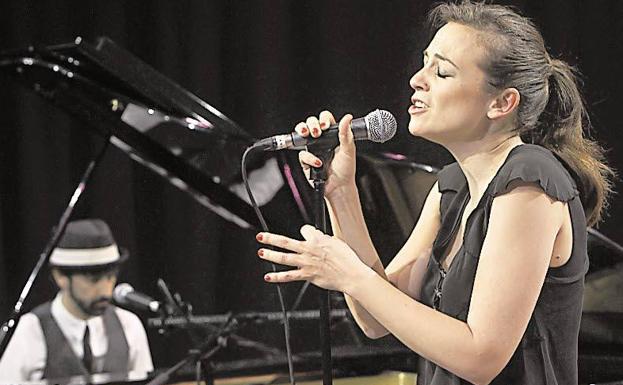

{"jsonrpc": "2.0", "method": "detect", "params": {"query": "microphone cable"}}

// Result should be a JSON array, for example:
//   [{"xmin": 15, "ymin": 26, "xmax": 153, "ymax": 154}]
[{"xmin": 241, "ymin": 145, "xmax": 297, "ymax": 385}]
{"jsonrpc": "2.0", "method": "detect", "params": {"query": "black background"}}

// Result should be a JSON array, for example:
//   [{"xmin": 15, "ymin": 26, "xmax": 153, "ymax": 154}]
[{"xmin": 0, "ymin": 0, "xmax": 622, "ymax": 371}]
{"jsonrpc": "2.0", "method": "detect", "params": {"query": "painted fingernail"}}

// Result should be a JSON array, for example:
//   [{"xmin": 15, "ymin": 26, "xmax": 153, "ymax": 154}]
[
  {"xmin": 320, "ymin": 121, "xmax": 327, "ymax": 128},
  {"xmin": 314, "ymin": 160, "xmax": 322, "ymax": 167},
  {"xmin": 264, "ymin": 274, "xmax": 271, "ymax": 282},
  {"xmin": 258, "ymin": 249, "xmax": 264, "ymax": 257},
  {"xmin": 312, "ymin": 128, "xmax": 320, "ymax": 136},
  {"xmin": 301, "ymin": 127, "xmax": 309, "ymax": 135},
  {"xmin": 256, "ymin": 233, "xmax": 263, "ymax": 241}
]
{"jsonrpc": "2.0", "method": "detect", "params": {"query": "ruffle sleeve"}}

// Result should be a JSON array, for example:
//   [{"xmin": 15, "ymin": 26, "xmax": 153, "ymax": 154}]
[{"xmin": 489, "ymin": 145, "xmax": 579, "ymax": 202}]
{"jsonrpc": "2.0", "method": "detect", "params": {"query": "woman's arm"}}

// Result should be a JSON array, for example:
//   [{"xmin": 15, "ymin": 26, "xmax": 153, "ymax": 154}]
[
  {"xmin": 327, "ymin": 181, "xmax": 441, "ymax": 338},
  {"xmin": 345, "ymin": 184, "xmax": 565, "ymax": 384},
  {"xmin": 385, "ymin": 182, "xmax": 441, "ymax": 299}
]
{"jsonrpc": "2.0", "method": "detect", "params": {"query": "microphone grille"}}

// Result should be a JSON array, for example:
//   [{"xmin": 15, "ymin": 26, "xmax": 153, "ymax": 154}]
[
  {"xmin": 113, "ymin": 283, "xmax": 134, "ymax": 304},
  {"xmin": 365, "ymin": 109, "xmax": 397, "ymax": 143}
]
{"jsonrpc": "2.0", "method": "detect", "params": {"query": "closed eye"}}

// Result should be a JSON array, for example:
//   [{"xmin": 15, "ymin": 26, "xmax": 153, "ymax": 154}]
[{"xmin": 436, "ymin": 67, "xmax": 450, "ymax": 79}]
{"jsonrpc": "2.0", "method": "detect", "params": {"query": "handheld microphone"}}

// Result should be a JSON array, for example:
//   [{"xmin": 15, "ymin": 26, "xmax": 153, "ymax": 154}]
[
  {"xmin": 253, "ymin": 109, "xmax": 397, "ymax": 151},
  {"xmin": 113, "ymin": 283, "xmax": 162, "ymax": 313}
]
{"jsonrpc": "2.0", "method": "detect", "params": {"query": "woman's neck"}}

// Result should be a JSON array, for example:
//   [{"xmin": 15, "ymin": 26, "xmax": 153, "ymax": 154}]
[{"xmin": 448, "ymin": 134, "xmax": 524, "ymax": 200}]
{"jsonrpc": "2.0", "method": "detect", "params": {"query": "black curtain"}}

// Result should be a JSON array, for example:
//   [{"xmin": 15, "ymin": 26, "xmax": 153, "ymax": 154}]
[{"xmin": 1, "ymin": 0, "xmax": 622, "ymax": 369}]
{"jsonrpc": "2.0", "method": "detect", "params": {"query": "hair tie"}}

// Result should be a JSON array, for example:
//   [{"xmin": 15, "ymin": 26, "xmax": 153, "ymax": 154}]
[{"xmin": 547, "ymin": 57, "xmax": 556, "ymax": 77}]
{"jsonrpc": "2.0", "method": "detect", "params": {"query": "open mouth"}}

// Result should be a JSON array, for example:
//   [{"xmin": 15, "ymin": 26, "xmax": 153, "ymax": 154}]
[
  {"xmin": 409, "ymin": 98, "xmax": 430, "ymax": 113},
  {"xmin": 414, "ymin": 100, "xmax": 429, "ymax": 109}
]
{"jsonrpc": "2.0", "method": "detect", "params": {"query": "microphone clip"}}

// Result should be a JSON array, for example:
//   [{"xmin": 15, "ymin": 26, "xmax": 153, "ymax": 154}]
[{"xmin": 155, "ymin": 278, "xmax": 195, "ymax": 336}]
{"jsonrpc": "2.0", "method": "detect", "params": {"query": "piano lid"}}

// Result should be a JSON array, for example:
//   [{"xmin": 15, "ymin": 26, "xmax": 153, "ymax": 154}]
[{"xmin": 0, "ymin": 36, "xmax": 267, "ymax": 229}]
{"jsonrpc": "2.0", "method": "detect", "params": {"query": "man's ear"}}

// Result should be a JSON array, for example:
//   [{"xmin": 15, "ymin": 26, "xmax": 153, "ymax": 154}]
[
  {"xmin": 487, "ymin": 87, "xmax": 520, "ymax": 120},
  {"xmin": 51, "ymin": 269, "xmax": 69, "ymax": 290}
]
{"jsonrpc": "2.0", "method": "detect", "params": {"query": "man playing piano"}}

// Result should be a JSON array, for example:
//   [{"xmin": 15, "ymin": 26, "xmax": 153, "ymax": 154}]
[{"xmin": 0, "ymin": 219, "xmax": 153, "ymax": 381}]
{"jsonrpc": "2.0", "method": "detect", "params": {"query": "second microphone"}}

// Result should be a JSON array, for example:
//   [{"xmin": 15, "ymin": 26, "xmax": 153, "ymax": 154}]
[{"xmin": 113, "ymin": 283, "xmax": 162, "ymax": 314}]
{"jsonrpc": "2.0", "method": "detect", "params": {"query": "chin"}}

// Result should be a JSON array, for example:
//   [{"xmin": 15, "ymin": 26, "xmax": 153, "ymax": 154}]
[
  {"xmin": 408, "ymin": 122, "xmax": 447, "ymax": 145},
  {"xmin": 408, "ymin": 119, "xmax": 419, "ymax": 135},
  {"xmin": 408, "ymin": 119, "xmax": 430, "ymax": 138},
  {"xmin": 89, "ymin": 308, "xmax": 107, "ymax": 316}
]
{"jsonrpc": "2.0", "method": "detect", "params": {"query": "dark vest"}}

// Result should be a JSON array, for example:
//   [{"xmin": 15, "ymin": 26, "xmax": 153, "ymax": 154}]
[{"xmin": 32, "ymin": 301, "xmax": 130, "ymax": 379}]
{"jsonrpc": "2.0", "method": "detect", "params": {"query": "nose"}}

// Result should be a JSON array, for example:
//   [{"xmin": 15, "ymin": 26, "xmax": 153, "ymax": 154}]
[{"xmin": 409, "ymin": 66, "xmax": 429, "ymax": 92}]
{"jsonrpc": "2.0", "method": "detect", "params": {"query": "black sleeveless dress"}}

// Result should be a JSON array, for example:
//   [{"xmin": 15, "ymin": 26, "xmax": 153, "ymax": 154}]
[{"xmin": 417, "ymin": 144, "xmax": 588, "ymax": 385}]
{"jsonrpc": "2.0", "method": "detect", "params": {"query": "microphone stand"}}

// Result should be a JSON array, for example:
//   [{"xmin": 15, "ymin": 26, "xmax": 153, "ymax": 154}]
[
  {"xmin": 153, "ymin": 281, "xmax": 213, "ymax": 384},
  {"xmin": 156, "ymin": 279, "xmax": 205, "ymax": 345},
  {"xmin": 308, "ymin": 146, "xmax": 335, "ymax": 385},
  {"xmin": 0, "ymin": 136, "xmax": 111, "ymax": 356},
  {"xmin": 147, "ymin": 313, "xmax": 236, "ymax": 385},
  {"xmin": 153, "ymin": 284, "xmax": 282, "ymax": 385}
]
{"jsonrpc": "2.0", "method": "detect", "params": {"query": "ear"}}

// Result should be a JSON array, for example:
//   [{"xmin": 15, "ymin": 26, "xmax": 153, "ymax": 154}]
[
  {"xmin": 487, "ymin": 87, "xmax": 520, "ymax": 120},
  {"xmin": 51, "ymin": 269, "xmax": 69, "ymax": 290}
]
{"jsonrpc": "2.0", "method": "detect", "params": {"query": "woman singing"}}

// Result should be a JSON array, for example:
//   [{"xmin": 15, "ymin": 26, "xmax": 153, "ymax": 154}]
[{"xmin": 256, "ymin": 1, "xmax": 614, "ymax": 383}]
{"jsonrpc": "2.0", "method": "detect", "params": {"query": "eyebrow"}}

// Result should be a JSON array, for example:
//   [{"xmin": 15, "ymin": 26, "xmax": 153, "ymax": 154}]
[{"xmin": 423, "ymin": 50, "xmax": 460, "ymax": 70}]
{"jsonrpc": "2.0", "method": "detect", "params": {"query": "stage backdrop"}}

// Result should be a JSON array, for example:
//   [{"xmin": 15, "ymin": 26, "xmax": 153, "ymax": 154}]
[{"xmin": 0, "ymin": 0, "xmax": 622, "ymax": 369}]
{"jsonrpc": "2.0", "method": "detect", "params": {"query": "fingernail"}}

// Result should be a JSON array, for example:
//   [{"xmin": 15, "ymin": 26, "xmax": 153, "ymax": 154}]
[
  {"xmin": 258, "ymin": 249, "xmax": 264, "ymax": 257},
  {"xmin": 264, "ymin": 274, "xmax": 271, "ymax": 282},
  {"xmin": 301, "ymin": 127, "xmax": 308, "ymax": 135},
  {"xmin": 256, "ymin": 233, "xmax": 263, "ymax": 241},
  {"xmin": 314, "ymin": 160, "xmax": 322, "ymax": 167},
  {"xmin": 313, "ymin": 128, "xmax": 320, "ymax": 136},
  {"xmin": 320, "ymin": 121, "xmax": 327, "ymax": 128}
]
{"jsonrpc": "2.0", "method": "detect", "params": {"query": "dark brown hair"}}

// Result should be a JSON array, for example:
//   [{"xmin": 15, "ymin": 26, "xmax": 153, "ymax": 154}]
[{"xmin": 428, "ymin": 0, "xmax": 614, "ymax": 226}]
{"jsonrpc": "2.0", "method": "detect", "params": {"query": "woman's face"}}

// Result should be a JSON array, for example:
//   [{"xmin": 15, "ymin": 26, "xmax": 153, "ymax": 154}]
[{"xmin": 408, "ymin": 22, "xmax": 496, "ymax": 145}]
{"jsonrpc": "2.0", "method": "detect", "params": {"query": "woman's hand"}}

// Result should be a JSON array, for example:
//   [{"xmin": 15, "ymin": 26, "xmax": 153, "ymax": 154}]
[
  {"xmin": 256, "ymin": 225, "xmax": 373, "ymax": 294},
  {"xmin": 295, "ymin": 111, "xmax": 356, "ymax": 198}
]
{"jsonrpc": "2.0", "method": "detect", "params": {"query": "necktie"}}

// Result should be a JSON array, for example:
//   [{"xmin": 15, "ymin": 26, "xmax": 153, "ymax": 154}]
[{"xmin": 82, "ymin": 325, "xmax": 93, "ymax": 373}]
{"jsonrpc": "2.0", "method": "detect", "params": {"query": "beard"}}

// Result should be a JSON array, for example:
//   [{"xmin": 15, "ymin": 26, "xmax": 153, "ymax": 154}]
[{"xmin": 68, "ymin": 283, "xmax": 111, "ymax": 317}]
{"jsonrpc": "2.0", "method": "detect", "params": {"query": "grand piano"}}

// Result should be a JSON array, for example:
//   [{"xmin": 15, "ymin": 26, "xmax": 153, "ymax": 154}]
[{"xmin": 0, "ymin": 37, "xmax": 621, "ymax": 385}]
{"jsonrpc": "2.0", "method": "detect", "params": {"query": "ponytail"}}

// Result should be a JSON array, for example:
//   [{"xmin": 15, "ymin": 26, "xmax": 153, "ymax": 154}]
[{"xmin": 536, "ymin": 59, "xmax": 615, "ymax": 226}]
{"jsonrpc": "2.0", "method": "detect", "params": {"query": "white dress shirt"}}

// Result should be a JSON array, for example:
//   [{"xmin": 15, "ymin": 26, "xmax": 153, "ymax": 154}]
[{"xmin": 0, "ymin": 293, "xmax": 153, "ymax": 381}]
